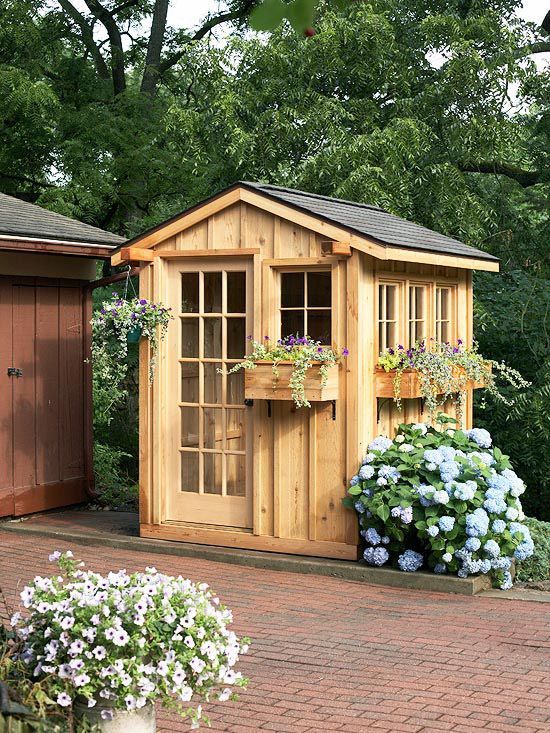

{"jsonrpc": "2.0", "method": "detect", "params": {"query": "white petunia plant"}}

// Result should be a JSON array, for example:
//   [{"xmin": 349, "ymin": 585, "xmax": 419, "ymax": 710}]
[
  {"xmin": 344, "ymin": 420, "xmax": 535, "ymax": 589},
  {"xmin": 10, "ymin": 552, "xmax": 249, "ymax": 727}
]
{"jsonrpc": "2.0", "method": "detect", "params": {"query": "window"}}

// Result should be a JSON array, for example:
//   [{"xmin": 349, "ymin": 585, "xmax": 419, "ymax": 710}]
[
  {"xmin": 280, "ymin": 270, "xmax": 332, "ymax": 344},
  {"xmin": 435, "ymin": 286, "xmax": 452, "ymax": 343},
  {"xmin": 378, "ymin": 283, "xmax": 398, "ymax": 354},
  {"xmin": 408, "ymin": 285, "xmax": 426, "ymax": 346}
]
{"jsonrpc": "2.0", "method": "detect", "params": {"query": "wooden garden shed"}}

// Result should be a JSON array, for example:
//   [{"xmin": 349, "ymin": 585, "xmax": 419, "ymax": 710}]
[
  {"xmin": 112, "ymin": 182, "xmax": 499, "ymax": 560},
  {"xmin": 0, "ymin": 192, "xmax": 124, "ymax": 518}
]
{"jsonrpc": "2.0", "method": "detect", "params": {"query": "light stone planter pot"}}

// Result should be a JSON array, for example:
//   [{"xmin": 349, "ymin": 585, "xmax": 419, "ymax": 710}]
[{"xmin": 73, "ymin": 697, "xmax": 156, "ymax": 733}]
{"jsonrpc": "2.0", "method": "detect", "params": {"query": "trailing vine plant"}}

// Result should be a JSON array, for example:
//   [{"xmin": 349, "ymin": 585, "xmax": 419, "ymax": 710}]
[
  {"xmin": 226, "ymin": 335, "xmax": 348, "ymax": 408},
  {"xmin": 378, "ymin": 339, "xmax": 529, "ymax": 425},
  {"xmin": 91, "ymin": 293, "xmax": 172, "ymax": 423}
]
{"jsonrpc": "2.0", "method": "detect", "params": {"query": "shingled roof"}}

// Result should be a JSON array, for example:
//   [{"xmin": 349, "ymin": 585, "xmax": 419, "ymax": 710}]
[
  {"xmin": 241, "ymin": 182, "xmax": 498, "ymax": 262},
  {"xmin": 0, "ymin": 192, "xmax": 125, "ymax": 248}
]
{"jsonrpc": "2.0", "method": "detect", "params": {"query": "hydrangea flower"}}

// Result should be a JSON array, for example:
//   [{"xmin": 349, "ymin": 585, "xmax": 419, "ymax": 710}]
[
  {"xmin": 427, "ymin": 525, "xmax": 439, "ymax": 537},
  {"xmin": 483, "ymin": 540, "xmax": 501, "ymax": 558},
  {"xmin": 483, "ymin": 491, "xmax": 507, "ymax": 515},
  {"xmin": 465, "ymin": 508, "xmax": 489, "ymax": 537},
  {"xmin": 502, "ymin": 469, "xmax": 526, "ymax": 497},
  {"xmin": 432, "ymin": 490, "xmax": 450, "ymax": 505},
  {"xmin": 362, "ymin": 453, "xmax": 376, "ymax": 464},
  {"xmin": 424, "ymin": 449, "xmax": 443, "ymax": 466},
  {"xmin": 465, "ymin": 537, "xmax": 481, "ymax": 552},
  {"xmin": 368, "ymin": 436, "xmax": 393, "ymax": 453},
  {"xmin": 412, "ymin": 423, "xmax": 428, "ymax": 435},
  {"xmin": 491, "ymin": 519, "xmax": 506, "ymax": 533},
  {"xmin": 365, "ymin": 528, "xmax": 381, "ymax": 546},
  {"xmin": 505, "ymin": 507, "xmax": 519, "ymax": 521},
  {"xmin": 433, "ymin": 563, "xmax": 446, "ymax": 574},
  {"xmin": 487, "ymin": 474, "xmax": 510, "ymax": 493},
  {"xmin": 363, "ymin": 547, "xmax": 390, "ymax": 566},
  {"xmin": 378, "ymin": 465, "xmax": 401, "ymax": 483},
  {"xmin": 466, "ymin": 428, "xmax": 492, "ymax": 448},
  {"xmin": 453, "ymin": 481, "xmax": 477, "ymax": 501},
  {"xmin": 398, "ymin": 550, "xmax": 423, "ymax": 572},
  {"xmin": 438, "ymin": 516, "xmax": 455, "ymax": 532},
  {"xmin": 350, "ymin": 475, "xmax": 360, "ymax": 486},
  {"xmin": 354, "ymin": 501, "xmax": 366, "ymax": 514},
  {"xmin": 439, "ymin": 460, "xmax": 460, "ymax": 484},
  {"xmin": 358, "ymin": 464, "xmax": 375, "ymax": 481}
]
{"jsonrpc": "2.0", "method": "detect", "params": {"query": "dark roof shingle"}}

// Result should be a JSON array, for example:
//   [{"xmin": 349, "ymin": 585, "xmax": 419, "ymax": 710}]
[
  {"xmin": 0, "ymin": 192, "xmax": 125, "ymax": 247},
  {"xmin": 241, "ymin": 182, "xmax": 498, "ymax": 262}
]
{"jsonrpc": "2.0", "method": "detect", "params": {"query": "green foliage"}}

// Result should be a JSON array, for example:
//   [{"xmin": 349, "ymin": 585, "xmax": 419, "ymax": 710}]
[
  {"xmin": 515, "ymin": 517, "xmax": 550, "ymax": 583},
  {"xmin": 93, "ymin": 443, "xmax": 137, "ymax": 510},
  {"xmin": 475, "ymin": 271, "xmax": 550, "ymax": 520}
]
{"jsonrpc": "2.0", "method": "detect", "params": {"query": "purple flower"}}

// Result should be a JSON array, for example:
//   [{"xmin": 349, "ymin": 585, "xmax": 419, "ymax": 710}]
[
  {"xmin": 264, "ymin": 335, "xmax": 270, "ymax": 340},
  {"xmin": 342, "ymin": 348, "xmax": 349, "ymax": 356},
  {"xmin": 317, "ymin": 346, "xmax": 323, "ymax": 353},
  {"xmin": 139, "ymin": 299, "xmax": 147, "ymax": 305}
]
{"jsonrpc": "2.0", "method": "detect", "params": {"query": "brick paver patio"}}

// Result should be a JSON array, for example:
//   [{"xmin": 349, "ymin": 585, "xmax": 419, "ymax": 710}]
[{"xmin": 0, "ymin": 532, "xmax": 548, "ymax": 733}]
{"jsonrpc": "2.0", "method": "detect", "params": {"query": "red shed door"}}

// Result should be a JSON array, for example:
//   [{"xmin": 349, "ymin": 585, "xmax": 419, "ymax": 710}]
[{"xmin": 0, "ymin": 278, "xmax": 88, "ymax": 517}]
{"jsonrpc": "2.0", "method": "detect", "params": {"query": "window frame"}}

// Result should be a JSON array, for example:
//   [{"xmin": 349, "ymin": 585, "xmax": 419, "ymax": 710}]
[
  {"xmin": 434, "ymin": 283, "xmax": 457, "ymax": 344},
  {"xmin": 277, "ymin": 267, "xmax": 333, "ymax": 345},
  {"xmin": 377, "ymin": 279, "xmax": 404, "ymax": 355},
  {"xmin": 407, "ymin": 282, "xmax": 428, "ymax": 348}
]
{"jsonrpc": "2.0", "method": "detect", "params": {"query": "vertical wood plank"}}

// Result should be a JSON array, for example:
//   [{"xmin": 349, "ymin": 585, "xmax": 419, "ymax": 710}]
[
  {"xmin": 82, "ymin": 286, "xmax": 94, "ymax": 494},
  {"xmin": 13, "ymin": 285, "xmax": 36, "ymax": 489},
  {"xmin": 0, "ymin": 278, "xmax": 14, "ymax": 514},
  {"xmin": 59, "ymin": 287, "xmax": 84, "ymax": 481},
  {"xmin": 275, "ymin": 401, "xmax": 309, "ymax": 539},
  {"xmin": 35, "ymin": 286, "xmax": 60, "ymax": 485}
]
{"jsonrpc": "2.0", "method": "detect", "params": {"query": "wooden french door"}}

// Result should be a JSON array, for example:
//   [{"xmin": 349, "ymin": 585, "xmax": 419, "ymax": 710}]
[
  {"xmin": 0, "ymin": 278, "xmax": 88, "ymax": 517},
  {"xmin": 163, "ymin": 259, "xmax": 253, "ymax": 529}
]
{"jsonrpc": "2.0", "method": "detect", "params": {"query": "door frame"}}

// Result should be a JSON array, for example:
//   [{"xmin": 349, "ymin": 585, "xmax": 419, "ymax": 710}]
[{"xmin": 158, "ymin": 256, "xmax": 254, "ymax": 530}]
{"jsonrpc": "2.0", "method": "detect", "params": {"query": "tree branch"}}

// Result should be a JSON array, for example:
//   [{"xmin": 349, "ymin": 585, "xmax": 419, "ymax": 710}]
[
  {"xmin": 83, "ymin": 0, "xmax": 126, "ymax": 94},
  {"xmin": 140, "ymin": 0, "xmax": 170, "ymax": 96},
  {"xmin": 56, "ymin": 0, "xmax": 110, "ymax": 80},
  {"xmin": 459, "ymin": 161, "xmax": 541, "ymax": 187},
  {"xmin": 158, "ymin": 5, "xmax": 254, "ymax": 76}
]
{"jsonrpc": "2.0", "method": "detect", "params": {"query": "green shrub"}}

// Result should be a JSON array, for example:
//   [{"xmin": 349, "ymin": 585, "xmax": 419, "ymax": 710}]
[
  {"xmin": 515, "ymin": 517, "xmax": 550, "ymax": 583},
  {"xmin": 92, "ymin": 443, "xmax": 137, "ymax": 510}
]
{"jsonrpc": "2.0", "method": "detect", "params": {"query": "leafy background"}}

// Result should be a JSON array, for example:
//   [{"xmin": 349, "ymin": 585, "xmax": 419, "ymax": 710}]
[{"xmin": 1, "ymin": 0, "xmax": 548, "ymax": 518}]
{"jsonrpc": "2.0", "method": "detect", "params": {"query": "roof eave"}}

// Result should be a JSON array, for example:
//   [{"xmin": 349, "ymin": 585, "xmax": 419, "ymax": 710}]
[{"xmin": 0, "ymin": 234, "xmax": 118, "ymax": 259}]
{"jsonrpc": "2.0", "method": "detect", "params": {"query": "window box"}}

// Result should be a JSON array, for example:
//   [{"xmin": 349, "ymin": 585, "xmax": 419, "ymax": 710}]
[
  {"xmin": 375, "ymin": 366, "xmax": 490, "ymax": 399},
  {"xmin": 245, "ymin": 361, "xmax": 339, "ymax": 402}
]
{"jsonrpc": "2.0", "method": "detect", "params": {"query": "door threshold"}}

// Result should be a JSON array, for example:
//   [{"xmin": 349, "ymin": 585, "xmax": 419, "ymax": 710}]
[{"xmin": 163, "ymin": 520, "xmax": 253, "ymax": 534}]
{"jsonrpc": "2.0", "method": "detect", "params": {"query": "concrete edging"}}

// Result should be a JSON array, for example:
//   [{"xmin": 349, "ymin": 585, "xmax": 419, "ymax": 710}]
[{"xmin": 0, "ymin": 521, "xmax": 491, "ymax": 595}]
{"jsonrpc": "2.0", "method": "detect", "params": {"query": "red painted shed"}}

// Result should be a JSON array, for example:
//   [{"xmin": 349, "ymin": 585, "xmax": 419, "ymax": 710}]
[{"xmin": 0, "ymin": 193, "xmax": 124, "ymax": 517}]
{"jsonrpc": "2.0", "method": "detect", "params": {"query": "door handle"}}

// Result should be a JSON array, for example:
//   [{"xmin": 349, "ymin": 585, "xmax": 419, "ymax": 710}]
[{"xmin": 7, "ymin": 368, "xmax": 23, "ymax": 377}]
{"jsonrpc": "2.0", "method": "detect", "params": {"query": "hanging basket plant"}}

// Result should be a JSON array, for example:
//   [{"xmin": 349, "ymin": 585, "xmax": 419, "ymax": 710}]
[
  {"xmin": 377, "ymin": 339, "xmax": 529, "ymax": 425},
  {"xmin": 91, "ymin": 293, "xmax": 172, "ymax": 422}
]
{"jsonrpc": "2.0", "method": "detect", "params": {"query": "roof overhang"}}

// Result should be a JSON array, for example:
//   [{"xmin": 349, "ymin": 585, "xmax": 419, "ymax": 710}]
[
  {"xmin": 0, "ymin": 234, "xmax": 116, "ymax": 259},
  {"xmin": 112, "ymin": 185, "xmax": 499, "ymax": 273}
]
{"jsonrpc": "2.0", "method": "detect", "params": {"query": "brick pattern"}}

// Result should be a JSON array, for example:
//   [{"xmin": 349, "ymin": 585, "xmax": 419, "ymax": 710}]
[{"xmin": 0, "ymin": 533, "xmax": 549, "ymax": 733}]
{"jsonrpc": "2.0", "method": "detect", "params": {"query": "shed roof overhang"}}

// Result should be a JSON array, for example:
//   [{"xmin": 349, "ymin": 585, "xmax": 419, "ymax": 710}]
[
  {"xmin": 111, "ymin": 184, "xmax": 499, "ymax": 272},
  {"xmin": 0, "ymin": 234, "xmax": 116, "ymax": 259}
]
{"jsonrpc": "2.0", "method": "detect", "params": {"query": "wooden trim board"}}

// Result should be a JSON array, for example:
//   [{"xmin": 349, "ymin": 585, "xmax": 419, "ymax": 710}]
[{"xmin": 140, "ymin": 523, "xmax": 358, "ymax": 560}]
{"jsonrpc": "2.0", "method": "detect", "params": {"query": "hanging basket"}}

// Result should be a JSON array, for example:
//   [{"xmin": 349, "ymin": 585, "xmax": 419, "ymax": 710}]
[{"xmin": 126, "ymin": 326, "xmax": 142, "ymax": 343}]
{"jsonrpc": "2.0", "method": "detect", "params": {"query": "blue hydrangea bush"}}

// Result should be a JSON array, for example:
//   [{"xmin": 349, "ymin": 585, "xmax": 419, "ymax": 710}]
[{"xmin": 345, "ymin": 423, "xmax": 535, "ymax": 589}]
